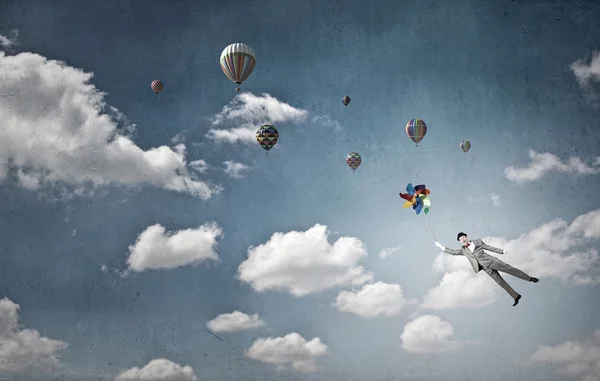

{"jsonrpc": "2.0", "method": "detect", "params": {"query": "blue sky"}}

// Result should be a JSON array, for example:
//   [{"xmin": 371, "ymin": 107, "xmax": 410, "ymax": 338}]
[{"xmin": 1, "ymin": 0, "xmax": 600, "ymax": 380}]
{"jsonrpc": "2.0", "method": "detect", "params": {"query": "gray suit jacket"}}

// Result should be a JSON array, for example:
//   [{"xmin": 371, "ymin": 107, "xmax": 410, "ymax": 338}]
[{"xmin": 443, "ymin": 239, "xmax": 504, "ymax": 273}]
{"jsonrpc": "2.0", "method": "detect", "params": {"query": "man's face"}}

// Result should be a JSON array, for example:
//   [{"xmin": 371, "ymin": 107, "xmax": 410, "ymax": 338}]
[{"xmin": 459, "ymin": 235, "xmax": 468, "ymax": 245}]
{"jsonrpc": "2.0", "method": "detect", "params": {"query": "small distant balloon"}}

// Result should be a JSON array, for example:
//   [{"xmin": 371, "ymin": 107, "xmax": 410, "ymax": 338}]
[
  {"xmin": 346, "ymin": 152, "xmax": 362, "ymax": 172},
  {"xmin": 342, "ymin": 96, "xmax": 351, "ymax": 106},
  {"xmin": 256, "ymin": 125, "xmax": 278, "ymax": 153},
  {"xmin": 220, "ymin": 43, "xmax": 256, "ymax": 92},
  {"xmin": 151, "ymin": 80, "xmax": 163, "ymax": 95},
  {"xmin": 460, "ymin": 140, "xmax": 471, "ymax": 153},
  {"xmin": 405, "ymin": 118, "xmax": 427, "ymax": 145}
]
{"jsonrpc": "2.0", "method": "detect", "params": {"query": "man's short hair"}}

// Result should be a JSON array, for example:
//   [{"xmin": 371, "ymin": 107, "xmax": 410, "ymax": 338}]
[{"xmin": 457, "ymin": 232, "xmax": 467, "ymax": 241}]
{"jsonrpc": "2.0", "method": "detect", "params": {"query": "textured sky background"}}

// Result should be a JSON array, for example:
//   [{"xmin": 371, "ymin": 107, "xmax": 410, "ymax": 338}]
[{"xmin": 1, "ymin": 0, "xmax": 600, "ymax": 380}]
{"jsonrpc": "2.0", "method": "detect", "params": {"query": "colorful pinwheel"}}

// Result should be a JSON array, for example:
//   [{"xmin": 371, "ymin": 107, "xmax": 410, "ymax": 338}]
[{"xmin": 399, "ymin": 183, "xmax": 431, "ymax": 215}]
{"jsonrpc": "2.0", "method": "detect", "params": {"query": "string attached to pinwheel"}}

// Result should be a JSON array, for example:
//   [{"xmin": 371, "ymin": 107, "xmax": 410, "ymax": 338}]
[{"xmin": 399, "ymin": 183, "xmax": 436, "ymax": 240}]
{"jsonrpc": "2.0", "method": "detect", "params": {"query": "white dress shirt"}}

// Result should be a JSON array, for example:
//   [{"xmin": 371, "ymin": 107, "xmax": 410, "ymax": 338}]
[{"xmin": 465, "ymin": 241, "xmax": 475, "ymax": 253}]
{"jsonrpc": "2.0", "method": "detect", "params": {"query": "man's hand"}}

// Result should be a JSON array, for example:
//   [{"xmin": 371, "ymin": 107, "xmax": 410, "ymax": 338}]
[
  {"xmin": 502, "ymin": 250, "xmax": 508, "ymax": 255},
  {"xmin": 435, "ymin": 241, "xmax": 444, "ymax": 250}
]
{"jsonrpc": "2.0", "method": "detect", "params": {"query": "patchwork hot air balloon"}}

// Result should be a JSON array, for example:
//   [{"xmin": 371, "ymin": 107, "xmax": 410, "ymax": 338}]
[
  {"xmin": 405, "ymin": 118, "xmax": 427, "ymax": 146},
  {"xmin": 256, "ymin": 125, "xmax": 278, "ymax": 153},
  {"xmin": 342, "ymin": 96, "xmax": 351, "ymax": 106},
  {"xmin": 220, "ymin": 43, "xmax": 256, "ymax": 92},
  {"xmin": 151, "ymin": 80, "xmax": 163, "ymax": 95},
  {"xmin": 346, "ymin": 152, "xmax": 362, "ymax": 172},
  {"xmin": 460, "ymin": 140, "xmax": 471, "ymax": 153}
]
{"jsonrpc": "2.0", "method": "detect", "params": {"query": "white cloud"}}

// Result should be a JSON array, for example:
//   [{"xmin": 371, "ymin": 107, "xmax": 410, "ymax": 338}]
[
  {"xmin": 400, "ymin": 315, "xmax": 476, "ymax": 354},
  {"xmin": 311, "ymin": 115, "xmax": 342, "ymax": 130},
  {"xmin": 170, "ymin": 132, "xmax": 185, "ymax": 145},
  {"xmin": 245, "ymin": 332, "xmax": 328, "ymax": 373},
  {"xmin": 0, "ymin": 51, "xmax": 220, "ymax": 199},
  {"xmin": 206, "ymin": 311, "xmax": 266, "ymax": 333},
  {"xmin": 0, "ymin": 298, "xmax": 68, "ymax": 372},
  {"xmin": 223, "ymin": 160, "xmax": 250, "ymax": 179},
  {"xmin": 126, "ymin": 223, "xmax": 223, "ymax": 272},
  {"xmin": 421, "ymin": 265, "xmax": 499, "ymax": 310},
  {"xmin": 570, "ymin": 51, "xmax": 600, "ymax": 87},
  {"xmin": 333, "ymin": 282, "xmax": 416, "ymax": 318},
  {"xmin": 237, "ymin": 224, "xmax": 373, "ymax": 297},
  {"xmin": 206, "ymin": 93, "xmax": 308, "ymax": 144},
  {"xmin": 505, "ymin": 150, "xmax": 600, "ymax": 183},
  {"xmin": 115, "ymin": 359, "xmax": 197, "ymax": 381},
  {"xmin": 378, "ymin": 245, "xmax": 403, "ymax": 259},
  {"xmin": 0, "ymin": 31, "xmax": 18, "ymax": 49},
  {"xmin": 466, "ymin": 193, "xmax": 502, "ymax": 207},
  {"xmin": 422, "ymin": 209, "xmax": 600, "ymax": 310},
  {"xmin": 489, "ymin": 192, "xmax": 501, "ymax": 207},
  {"xmin": 530, "ymin": 329, "xmax": 600, "ymax": 381},
  {"xmin": 188, "ymin": 160, "xmax": 209, "ymax": 174}
]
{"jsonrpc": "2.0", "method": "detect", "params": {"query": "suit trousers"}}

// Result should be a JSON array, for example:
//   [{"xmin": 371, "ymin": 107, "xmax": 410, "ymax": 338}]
[{"xmin": 482, "ymin": 258, "xmax": 532, "ymax": 299}]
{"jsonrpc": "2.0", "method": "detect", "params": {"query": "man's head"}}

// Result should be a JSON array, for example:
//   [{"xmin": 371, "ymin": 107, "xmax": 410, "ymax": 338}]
[{"xmin": 457, "ymin": 232, "xmax": 468, "ymax": 245}]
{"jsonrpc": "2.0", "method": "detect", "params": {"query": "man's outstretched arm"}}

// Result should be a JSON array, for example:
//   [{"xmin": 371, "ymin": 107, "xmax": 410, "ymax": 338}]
[
  {"xmin": 435, "ymin": 241, "xmax": 462, "ymax": 255},
  {"xmin": 479, "ymin": 240, "xmax": 507, "ymax": 255}
]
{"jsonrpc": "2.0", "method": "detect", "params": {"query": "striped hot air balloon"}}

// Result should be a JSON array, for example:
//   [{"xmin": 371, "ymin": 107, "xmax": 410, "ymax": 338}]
[
  {"xmin": 220, "ymin": 43, "xmax": 256, "ymax": 92},
  {"xmin": 342, "ymin": 96, "xmax": 351, "ymax": 106},
  {"xmin": 346, "ymin": 152, "xmax": 362, "ymax": 172},
  {"xmin": 151, "ymin": 80, "xmax": 163, "ymax": 95},
  {"xmin": 256, "ymin": 125, "xmax": 278, "ymax": 153},
  {"xmin": 460, "ymin": 140, "xmax": 471, "ymax": 153},
  {"xmin": 405, "ymin": 118, "xmax": 427, "ymax": 146}
]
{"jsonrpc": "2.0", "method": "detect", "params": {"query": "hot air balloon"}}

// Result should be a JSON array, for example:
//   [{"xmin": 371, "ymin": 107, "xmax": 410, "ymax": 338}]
[
  {"xmin": 405, "ymin": 118, "xmax": 427, "ymax": 146},
  {"xmin": 346, "ymin": 152, "xmax": 362, "ymax": 172},
  {"xmin": 460, "ymin": 140, "xmax": 471, "ymax": 153},
  {"xmin": 151, "ymin": 80, "xmax": 163, "ymax": 95},
  {"xmin": 220, "ymin": 43, "xmax": 256, "ymax": 92},
  {"xmin": 256, "ymin": 125, "xmax": 278, "ymax": 153},
  {"xmin": 342, "ymin": 96, "xmax": 351, "ymax": 106}
]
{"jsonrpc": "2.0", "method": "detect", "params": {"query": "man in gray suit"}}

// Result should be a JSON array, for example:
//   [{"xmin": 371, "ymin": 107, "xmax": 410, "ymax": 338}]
[{"xmin": 434, "ymin": 232, "xmax": 539, "ymax": 306}]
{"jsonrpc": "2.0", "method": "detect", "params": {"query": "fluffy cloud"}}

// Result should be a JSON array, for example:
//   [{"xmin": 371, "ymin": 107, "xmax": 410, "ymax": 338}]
[
  {"xmin": 504, "ymin": 150, "xmax": 600, "ymax": 183},
  {"xmin": 245, "ymin": 333, "xmax": 328, "ymax": 372},
  {"xmin": 0, "ymin": 31, "xmax": 18, "ymax": 49},
  {"xmin": 237, "ymin": 224, "xmax": 373, "ymax": 296},
  {"xmin": 223, "ymin": 160, "xmax": 250, "ymax": 179},
  {"xmin": 115, "ymin": 359, "xmax": 197, "ymax": 381},
  {"xmin": 400, "ymin": 315, "xmax": 475, "ymax": 354},
  {"xmin": 378, "ymin": 245, "xmax": 403, "ymax": 259},
  {"xmin": 333, "ymin": 282, "xmax": 416, "ymax": 318},
  {"xmin": 489, "ymin": 192, "xmax": 501, "ymax": 207},
  {"xmin": 530, "ymin": 329, "xmax": 600, "ymax": 381},
  {"xmin": 311, "ymin": 115, "xmax": 342, "ymax": 130},
  {"xmin": 0, "ymin": 50, "xmax": 220, "ymax": 199},
  {"xmin": 570, "ymin": 51, "xmax": 600, "ymax": 87},
  {"xmin": 0, "ymin": 298, "xmax": 67, "ymax": 372},
  {"xmin": 466, "ymin": 193, "xmax": 502, "ymax": 207},
  {"xmin": 422, "ymin": 209, "xmax": 600, "ymax": 310},
  {"xmin": 126, "ymin": 223, "xmax": 223, "ymax": 272},
  {"xmin": 421, "ymin": 255, "xmax": 501, "ymax": 310},
  {"xmin": 206, "ymin": 93, "xmax": 308, "ymax": 144},
  {"xmin": 206, "ymin": 311, "xmax": 266, "ymax": 333}
]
